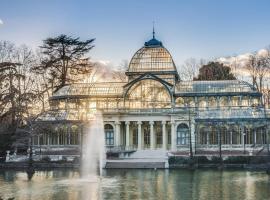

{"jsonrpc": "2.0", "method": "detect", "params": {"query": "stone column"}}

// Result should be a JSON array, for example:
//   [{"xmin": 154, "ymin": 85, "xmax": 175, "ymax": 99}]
[
  {"xmin": 162, "ymin": 121, "xmax": 167, "ymax": 150},
  {"xmin": 150, "ymin": 121, "xmax": 154, "ymax": 149},
  {"xmin": 125, "ymin": 121, "xmax": 130, "ymax": 150},
  {"xmin": 115, "ymin": 121, "xmax": 121, "ymax": 147},
  {"xmin": 171, "ymin": 121, "xmax": 176, "ymax": 151},
  {"xmin": 137, "ymin": 121, "xmax": 142, "ymax": 150}
]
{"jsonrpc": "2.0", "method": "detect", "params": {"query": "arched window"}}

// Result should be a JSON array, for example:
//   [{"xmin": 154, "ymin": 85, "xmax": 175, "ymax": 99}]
[
  {"xmin": 208, "ymin": 97, "xmax": 217, "ymax": 107},
  {"xmin": 198, "ymin": 97, "xmax": 207, "ymax": 108},
  {"xmin": 175, "ymin": 97, "xmax": 185, "ymax": 107},
  {"xmin": 125, "ymin": 79, "xmax": 171, "ymax": 109},
  {"xmin": 231, "ymin": 96, "xmax": 240, "ymax": 107},
  {"xmin": 242, "ymin": 96, "xmax": 249, "ymax": 106},
  {"xmin": 219, "ymin": 96, "xmax": 228, "ymax": 107},
  {"xmin": 229, "ymin": 125, "xmax": 241, "ymax": 144},
  {"xmin": 70, "ymin": 125, "xmax": 79, "ymax": 145},
  {"xmin": 198, "ymin": 126, "xmax": 208, "ymax": 144},
  {"xmin": 104, "ymin": 124, "xmax": 114, "ymax": 146},
  {"xmin": 176, "ymin": 124, "xmax": 189, "ymax": 145}
]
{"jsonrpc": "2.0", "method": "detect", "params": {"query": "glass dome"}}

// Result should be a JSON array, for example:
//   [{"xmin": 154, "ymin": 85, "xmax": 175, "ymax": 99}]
[{"xmin": 128, "ymin": 37, "xmax": 177, "ymax": 73}]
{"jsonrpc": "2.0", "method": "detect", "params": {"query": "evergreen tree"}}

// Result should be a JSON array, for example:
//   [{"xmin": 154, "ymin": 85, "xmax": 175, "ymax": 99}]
[
  {"xmin": 33, "ymin": 34, "xmax": 95, "ymax": 91},
  {"xmin": 194, "ymin": 62, "xmax": 236, "ymax": 81}
]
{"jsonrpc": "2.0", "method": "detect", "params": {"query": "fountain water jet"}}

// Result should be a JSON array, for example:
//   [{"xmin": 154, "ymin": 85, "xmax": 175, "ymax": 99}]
[{"xmin": 81, "ymin": 112, "xmax": 105, "ymax": 178}]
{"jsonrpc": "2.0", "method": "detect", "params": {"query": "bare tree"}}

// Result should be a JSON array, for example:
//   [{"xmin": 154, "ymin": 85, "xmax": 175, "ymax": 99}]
[
  {"xmin": 113, "ymin": 59, "xmax": 128, "ymax": 82},
  {"xmin": 180, "ymin": 58, "xmax": 206, "ymax": 81},
  {"xmin": 0, "ymin": 41, "xmax": 43, "ymax": 155},
  {"xmin": 246, "ymin": 51, "xmax": 270, "ymax": 92}
]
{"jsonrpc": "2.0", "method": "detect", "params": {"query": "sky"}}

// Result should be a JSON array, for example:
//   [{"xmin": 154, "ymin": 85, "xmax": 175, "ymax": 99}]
[{"xmin": 1, "ymin": 0, "xmax": 270, "ymax": 68}]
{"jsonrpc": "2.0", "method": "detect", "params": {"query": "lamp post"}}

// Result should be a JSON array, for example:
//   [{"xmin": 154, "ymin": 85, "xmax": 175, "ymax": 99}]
[
  {"xmin": 243, "ymin": 131, "xmax": 246, "ymax": 155},
  {"xmin": 185, "ymin": 103, "xmax": 193, "ymax": 159}
]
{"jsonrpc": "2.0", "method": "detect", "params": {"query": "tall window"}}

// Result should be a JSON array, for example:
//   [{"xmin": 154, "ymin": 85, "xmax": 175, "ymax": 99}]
[
  {"xmin": 156, "ymin": 123, "xmax": 162, "ymax": 147},
  {"xmin": 104, "ymin": 124, "xmax": 114, "ymax": 146},
  {"xmin": 176, "ymin": 124, "xmax": 189, "ymax": 145},
  {"xmin": 133, "ymin": 129, "xmax": 138, "ymax": 147},
  {"xmin": 144, "ymin": 126, "xmax": 150, "ymax": 148}
]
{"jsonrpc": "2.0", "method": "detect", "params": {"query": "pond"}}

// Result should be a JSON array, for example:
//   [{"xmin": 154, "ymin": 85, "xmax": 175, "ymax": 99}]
[{"xmin": 0, "ymin": 169, "xmax": 269, "ymax": 200}]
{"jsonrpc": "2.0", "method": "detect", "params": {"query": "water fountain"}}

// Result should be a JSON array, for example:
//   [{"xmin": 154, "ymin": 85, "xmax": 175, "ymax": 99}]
[{"xmin": 81, "ymin": 112, "xmax": 106, "ymax": 178}]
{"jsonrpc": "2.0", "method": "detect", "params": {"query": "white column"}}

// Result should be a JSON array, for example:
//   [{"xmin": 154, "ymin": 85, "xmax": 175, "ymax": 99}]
[
  {"xmin": 150, "ymin": 121, "xmax": 154, "ymax": 150},
  {"xmin": 115, "ymin": 121, "xmax": 121, "ymax": 146},
  {"xmin": 162, "ymin": 121, "xmax": 167, "ymax": 150},
  {"xmin": 171, "ymin": 121, "xmax": 176, "ymax": 151},
  {"xmin": 137, "ymin": 121, "xmax": 142, "ymax": 150},
  {"xmin": 125, "ymin": 121, "xmax": 130, "ymax": 150}
]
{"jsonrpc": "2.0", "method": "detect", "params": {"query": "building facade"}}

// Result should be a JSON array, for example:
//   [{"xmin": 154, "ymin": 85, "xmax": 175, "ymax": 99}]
[{"xmin": 35, "ymin": 33, "xmax": 269, "ymax": 155}]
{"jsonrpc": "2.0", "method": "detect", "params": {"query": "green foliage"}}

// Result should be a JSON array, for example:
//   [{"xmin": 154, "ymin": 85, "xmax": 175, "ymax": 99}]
[
  {"xmin": 35, "ymin": 34, "xmax": 95, "ymax": 92},
  {"xmin": 194, "ymin": 61, "xmax": 236, "ymax": 81},
  {"xmin": 169, "ymin": 156, "xmax": 190, "ymax": 165},
  {"xmin": 195, "ymin": 156, "xmax": 210, "ymax": 164},
  {"xmin": 210, "ymin": 156, "xmax": 222, "ymax": 163},
  {"xmin": 169, "ymin": 156, "xmax": 269, "ymax": 166},
  {"xmin": 41, "ymin": 156, "xmax": 51, "ymax": 162},
  {"xmin": 223, "ymin": 156, "xmax": 250, "ymax": 164},
  {"xmin": 73, "ymin": 156, "xmax": 80, "ymax": 164},
  {"xmin": 0, "ymin": 133, "xmax": 14, "ymax": 157}
]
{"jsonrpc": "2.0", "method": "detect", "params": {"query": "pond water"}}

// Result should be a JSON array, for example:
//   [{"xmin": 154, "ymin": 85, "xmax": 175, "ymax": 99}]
[{"xmin": 0, "ymin": 169, "xmax": 269, "ymax": 200}]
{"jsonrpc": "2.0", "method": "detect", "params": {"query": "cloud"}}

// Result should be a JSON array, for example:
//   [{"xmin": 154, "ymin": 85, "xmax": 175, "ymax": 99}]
[
  {"xmin": 217, "ymin": 48, "xmax": 270, "ymax": 79},
  {"xmin": 0, "ymin": 19, "xmax": 3, "ymax": 25}
]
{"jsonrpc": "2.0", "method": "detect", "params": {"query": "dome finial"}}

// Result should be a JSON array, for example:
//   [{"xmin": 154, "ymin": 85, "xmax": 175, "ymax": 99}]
[{"xmin": 152, "ymin": 21, "xmax": 155, "ymax": 39}]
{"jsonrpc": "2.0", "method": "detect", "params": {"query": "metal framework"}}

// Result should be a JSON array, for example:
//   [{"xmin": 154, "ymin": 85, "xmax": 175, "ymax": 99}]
[{"xmin": 32, "ymin": 33, "xmax": 270, "ymax": 157}]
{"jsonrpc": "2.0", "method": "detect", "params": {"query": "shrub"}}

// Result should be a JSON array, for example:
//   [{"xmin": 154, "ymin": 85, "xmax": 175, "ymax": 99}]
[
  {"xmin": 169, "ymin": 156, "xmax": 190, "ymax": 165},
  {"xmin": 41, "ymin": 156, "xmax": 51, "ymax": 162},
  {"xmin": 224, "ymin": 156, "xmax": 249, "ymax": 164},
  {"xmin": 210, "ymin": 156, "xmax": 222, "ymax": 164}
]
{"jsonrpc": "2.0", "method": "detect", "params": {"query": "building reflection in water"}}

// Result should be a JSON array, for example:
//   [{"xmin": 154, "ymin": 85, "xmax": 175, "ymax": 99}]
[{"xmin": 0, "ymin": 170, "xmax": 269, "ymax": 200}]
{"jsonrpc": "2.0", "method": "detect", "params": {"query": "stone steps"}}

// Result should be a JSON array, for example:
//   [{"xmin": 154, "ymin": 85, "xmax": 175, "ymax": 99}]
[{"xmin": 106, "ymin": 149, "xmax": 169, "ymax": 168}]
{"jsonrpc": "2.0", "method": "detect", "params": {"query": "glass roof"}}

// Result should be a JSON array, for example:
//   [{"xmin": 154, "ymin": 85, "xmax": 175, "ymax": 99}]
[
  {"xmin": 52, "ymin": 82, "xmax": 125, "ymax": 98},
  {"xmin": 175, "ymin": 80, "xmax": 256, "ymax": 94},
  {"xmin": 128, "ymin": 46, "xmax": 176, "ymax": 73}
]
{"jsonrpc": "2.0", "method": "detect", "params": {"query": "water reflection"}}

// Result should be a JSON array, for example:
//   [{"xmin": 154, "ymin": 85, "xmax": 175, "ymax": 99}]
[{"xmin": 0, "ymin": 169, "xmax": 269, "ymax": 200}]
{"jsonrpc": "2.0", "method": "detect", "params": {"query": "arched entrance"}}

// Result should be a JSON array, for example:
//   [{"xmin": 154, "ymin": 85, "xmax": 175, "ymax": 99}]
[
  {"xmin": 104, "ymin": 124, "xmax": 114, "ymax": 146},
  {"xmin": 176, "ymin": 123, "xmax": 189, "ymax": 145}
]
